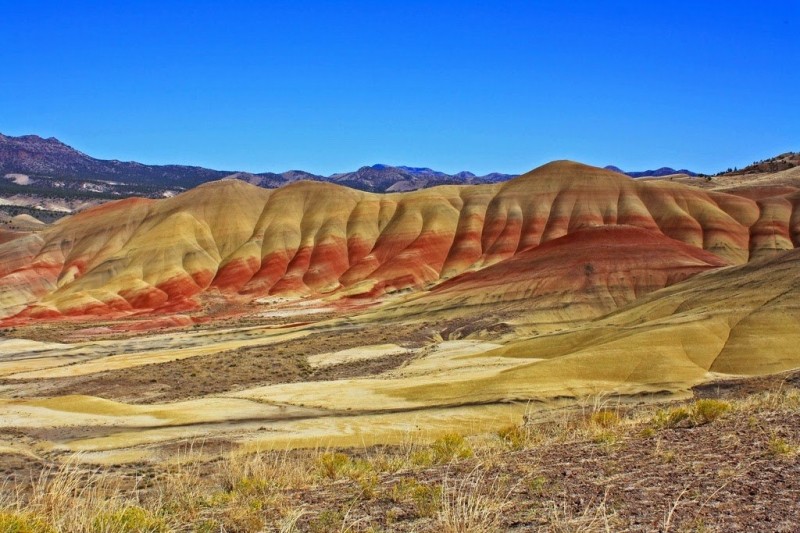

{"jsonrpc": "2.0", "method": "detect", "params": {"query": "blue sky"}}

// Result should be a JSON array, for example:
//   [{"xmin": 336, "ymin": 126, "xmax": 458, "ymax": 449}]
[{"xmin": 1, "ymin": 1, "xmax": 797, "ymax": 175}]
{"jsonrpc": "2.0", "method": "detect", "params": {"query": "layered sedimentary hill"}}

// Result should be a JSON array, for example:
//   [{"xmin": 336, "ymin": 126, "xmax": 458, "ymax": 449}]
[
  {"xmin": 389, "ymin": 225, "xmax": 728, "ymax": 326},
  {"xmin": 0, "ymin": 160, "xmax": 798, "ymax": 323},
  {"xmin": 445, "ymin": 245, "xmax": 800, "ymax": 402},
  {"xmin": 1, "ymin": 159, "xmax": 800, "ymax": 464}
]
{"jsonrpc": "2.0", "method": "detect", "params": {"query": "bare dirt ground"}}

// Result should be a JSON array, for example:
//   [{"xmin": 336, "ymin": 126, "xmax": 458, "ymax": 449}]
[{"xmin": 4, "ymin": 322, "xmax": 434, "ymax": 404}]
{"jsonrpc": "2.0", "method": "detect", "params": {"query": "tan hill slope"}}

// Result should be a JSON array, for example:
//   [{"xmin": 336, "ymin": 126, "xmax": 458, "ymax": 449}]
[
  {"xmin": 0, "ymin": 160, "xmax": 797, "ymax": 323},
  {"xmin": 430, "ymin": 246, "xmax": 800, "ymax": 402}
]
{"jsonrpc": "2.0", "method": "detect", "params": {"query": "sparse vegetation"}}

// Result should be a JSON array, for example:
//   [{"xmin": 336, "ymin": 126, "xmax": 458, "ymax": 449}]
[
  {"xmin": 436, "ymin": 470, "xmax": 510, "ymax": 532},
  {"xmin": 0, "ymin": 382, "xmax": 796, "ymax": 531},
  {"xmin": 589, "ymin": 408, "xmax": 621, "ymax": 429},
  {"xmin": 91, "ymin": 506, "xmax": 169, "ymax": 533},
  {"xmin": 0, "ymin": 511, "xmax": 55, "ymax": 533},
  {"xmin": 767, "ymin": 434, "xmax": 795, "ymax": 458},
  {"xmin": 716, "ymin": 152, "xmax": 800, "ymax": 175},
  {"xmin": 651, "ymin": 399, "xmax": 732, "ymax": 429},
  {"xmin": 497, "ymin": 423, "xmax": 528, "ymax": 450}
]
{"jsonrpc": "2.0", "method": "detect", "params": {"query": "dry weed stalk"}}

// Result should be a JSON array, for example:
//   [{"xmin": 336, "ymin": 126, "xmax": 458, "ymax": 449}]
[
  {"xmin": 437, "ymin": 465, "xmax": 515, "ymax": 533},
  {"xmin": 543, "ymin": 491, "xmax": 617, "ymax": 533}
]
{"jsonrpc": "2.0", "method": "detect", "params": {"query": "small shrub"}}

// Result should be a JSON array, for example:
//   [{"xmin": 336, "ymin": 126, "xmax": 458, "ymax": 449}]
[
  {"xmin": 589, "ymin": 409, "xmax": 620, "ymax": 429},
  {"xmin": 0, "ymin": 511, "xmax": 56, "ymax": 533},
  {"xmin": 768, "ymin": 435, "xmax": 794, "ymax": 457},
  {"xmin": 497, "ymin": 424, "xmax": 527, "ymax": 450},
  {"xmin": 692, "ymin": 399, "xmax": 731, "ymax": 425},
  {"xmin": 92, "ymin": 506, "xmax": 169, "ymax": 533},
  {"xmin": 431, "ymin": 433, "xmax": 473, "ymax": 464},
  {"xmin": 652, "ymin": 406, "xmax": 691, "ymax": 429},
  {"xmin": 390, "ymin": 478, "xmax": 442, "ymax": 517},
  {"xmin": 317, "ymin": 452, "xmax": 351, "ymax": 479},
  {"xmin": 411, "ymin": 433, "xmax": 473, "ymax": 466}
]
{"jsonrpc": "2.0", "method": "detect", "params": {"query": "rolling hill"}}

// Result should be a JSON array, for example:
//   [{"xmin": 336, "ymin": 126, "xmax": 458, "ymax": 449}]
[
  {"xmin": 0, "ymin": 156, "xmax": 798, "ymax": 470},
  {"xmin": 0, "ymin": 159, "xmax": 797, "ymax": 325}
]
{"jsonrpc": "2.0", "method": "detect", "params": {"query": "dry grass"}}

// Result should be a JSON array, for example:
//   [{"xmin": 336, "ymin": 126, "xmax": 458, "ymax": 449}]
[
  {"xmin": 651, "ymin": 398, "xmax": 733, "ymax": 429},
  {"xmin": 436, "ymin": 468, "xmax": 513, "ymax": 533},
  {"xmin": 542, "ymin": 496, "xmax": 618, "ymax": 533},
  {"xmin": 0, "ymin": 385, "xmax": 797, "ymax": 531},
  {"xmin": 0, "ymin": 457, "xmax": 171, "ymax": 532},
  {"xmin": 737, "ymin": 385, "xmax": 800, "ymax": 412}
]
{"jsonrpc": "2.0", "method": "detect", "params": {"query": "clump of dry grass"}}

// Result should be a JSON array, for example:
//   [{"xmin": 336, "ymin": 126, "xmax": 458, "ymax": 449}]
[
  {"xmin": 588, "ymin": 409, "xmax": 621, "ymax": 429},
  {"xmin": 542, "ymin": 495, "xmax": 618, "ymax": 533},
  {"xmin": 390, "ymin": 477, "xmax": 443, "ymax": 518},
  {"xmin": 411, "ymin": 432, "xmax": 474, "ymax": 466},
  {"xmin": 737, "ymin": 385, "xmax": 800, "ymax": 413},
  {"xmin": 651, "ymin": 399, "xmax": 732, "ymax": 429},
  {"xmin": 436, "ymin": 468, "xmax": 513, "ymax": 533},
  {"xmin": 511, "ymin": 397, "xmax": 630, "ymax": 451},
  {"xmin": 0, "ymin": 456, "xmax": 174, "ymax": 533},
  {"xmin": 219, "ymin": 450, "xmax": 313, "ymax": 493},
  {"xmin": 767, "ymin": 434, "xmax": 797, "ymax": 458},
  {"xmin": 496, "ymin": 422, "xmax": 530, "ymax": 450},
  {"xmin": 196, "ymin": 450, "xmax": 316, "ymax": 530}
]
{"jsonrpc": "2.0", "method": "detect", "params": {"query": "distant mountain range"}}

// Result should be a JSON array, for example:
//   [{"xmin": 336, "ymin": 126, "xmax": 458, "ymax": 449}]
[
  {"xmin": 1, "ymin": 132, "xmax": 712, "ymax": 196},
  {"xmin": 0, "ymin": 134, "xmax": 231, "ymax": 187},
  {"xmin": 0, "ymin": 133, "xmax": 517, "ymax": 195},
  {"xmin": 604, "ymin": 165, "xmax": 698, "ymax": 178}
]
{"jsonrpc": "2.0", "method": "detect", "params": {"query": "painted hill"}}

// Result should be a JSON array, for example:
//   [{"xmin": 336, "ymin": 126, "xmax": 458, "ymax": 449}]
[
  {"xmin": 0, "ymin": 158, "xmax": 799, "ymax": 470},
  {"xmin": 389, "ymin": 225, "xmax": 728, "ymax": 327},
  {"xmin": 0, "ymin": 160, "xmax": 797, "ymax": 324}
]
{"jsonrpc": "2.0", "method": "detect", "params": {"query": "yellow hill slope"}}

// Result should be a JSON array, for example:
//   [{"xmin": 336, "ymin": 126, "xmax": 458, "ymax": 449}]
[{"xmin": 393, "ymin": 247, "xmax": 800, "ymax": 404}]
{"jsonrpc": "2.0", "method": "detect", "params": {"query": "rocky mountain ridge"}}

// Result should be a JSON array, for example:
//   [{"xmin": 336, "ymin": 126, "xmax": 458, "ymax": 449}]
[{"xmin": 0, "ymin": 133, "xmax": 516, "ymax": 194}]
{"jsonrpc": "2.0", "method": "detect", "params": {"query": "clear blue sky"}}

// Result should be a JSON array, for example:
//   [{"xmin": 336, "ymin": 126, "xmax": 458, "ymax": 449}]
[{"xmin": 1, "ymin": 1, "xmax": 797, "ymax": 175}]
